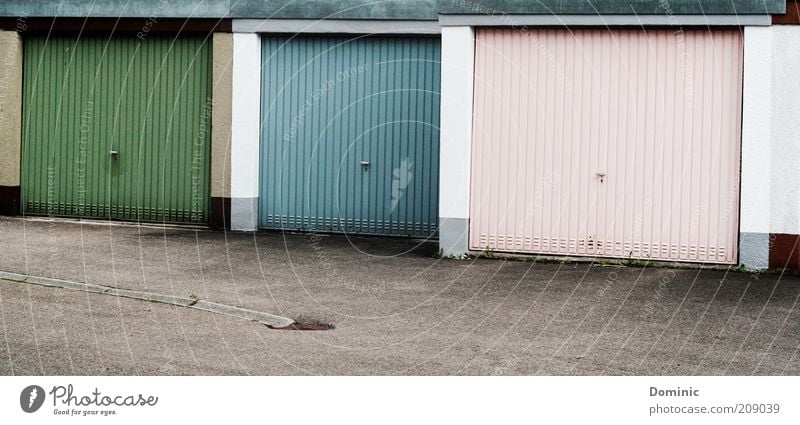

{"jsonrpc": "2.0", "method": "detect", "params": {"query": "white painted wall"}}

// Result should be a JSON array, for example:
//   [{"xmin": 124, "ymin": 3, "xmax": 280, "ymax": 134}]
[
  {"xmin": 742, "ymin": 26, "xmax": 800, "ymax": 237},
  {"xmin": 439, "ymin": 26, "xmax": 474, "ymax": 221},
  {"xmin": 231, "ymin": 33, "xmax": 261, "ymax": 201},
  {"xmin": 741, "ymin": 27, "xmax": 773, "ymax": 235},
  {"xmin": 439, "ymin": 26, "xmax": 475, "ymax": 255},
  {"xmin": 230, "ymin": 33, "xmax": 261, "ymax": 231},
  {"xmin": 769, "ymin": 26, "xmax": 800, "ymax": 235}
]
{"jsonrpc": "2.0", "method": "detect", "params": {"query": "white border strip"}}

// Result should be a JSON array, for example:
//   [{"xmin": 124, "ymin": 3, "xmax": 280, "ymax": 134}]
[
  {"xmin": 233, "ymin": 15, "xmax": 770, "ymax": 34},
  {"xmin": 439, "ymin": 14, "xmax": 771, "ymax": 27},
  {"xmin": 740, "ymin": 26, "xmax": 773, "ymax": 236},
  {"xmin": 233, "ymin": 19, "xmax": 442, "ymax": 34},
  {"xmin": 230, "ymin": 33, "xmax": 261, "ymax": 201}
]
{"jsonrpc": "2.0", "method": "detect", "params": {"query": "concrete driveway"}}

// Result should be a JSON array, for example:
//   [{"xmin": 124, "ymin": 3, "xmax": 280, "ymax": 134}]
[{"xmin": 0, "ymin": 217, "xmax": 798, "ymax": 375}]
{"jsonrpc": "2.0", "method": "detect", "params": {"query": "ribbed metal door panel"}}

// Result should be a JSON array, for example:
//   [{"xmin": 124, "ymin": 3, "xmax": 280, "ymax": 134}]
[
  {"xmin": 22, "ymin": 35, "xmax": 211, "ymax": 223},
  {"xmin": 470, "ymin": 29, "xmax": 742, "ymax": 264},
  {"xmin": 259, "ymin": 36, "xmax": 440, "ymax": 237}
]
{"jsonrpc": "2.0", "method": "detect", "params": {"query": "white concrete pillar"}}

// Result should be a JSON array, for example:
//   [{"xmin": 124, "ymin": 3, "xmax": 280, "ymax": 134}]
[
  {"xmin": 769, "ymin": 25, "xmax": 800, "ymax": 236},
  {"xmin": 439, "ymin": 26, "xmax": 475, "ymax": 256},
  {"xmin": 739, "ymin": 26, "xmax": 773, "ymax": 270},
  {"xmin": 739, "ymin": 26, "xmax": 774, "ymax": 270},
  {"xmin": 230, "ymin": 33, "xmax": 261, "ymax": 231}
]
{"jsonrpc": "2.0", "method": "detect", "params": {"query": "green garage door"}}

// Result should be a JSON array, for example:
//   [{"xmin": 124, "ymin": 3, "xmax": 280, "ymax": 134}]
[
  {"xmin": 22, "ymin": 34, "xmax": 211, "ymax": 223},
  {"xmin": 259, "ymin": 36, "xmax": 440, "ymax": 238}
]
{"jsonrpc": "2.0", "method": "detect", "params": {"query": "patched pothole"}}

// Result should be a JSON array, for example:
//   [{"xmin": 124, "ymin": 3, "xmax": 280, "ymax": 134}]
[{"xmin": 270, "ymin": 321, "xmax": 335, "ymax": 331}]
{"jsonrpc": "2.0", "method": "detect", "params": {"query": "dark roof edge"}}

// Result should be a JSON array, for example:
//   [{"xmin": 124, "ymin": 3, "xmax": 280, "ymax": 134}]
[
  {"xmin": 439, "ymin": 0, "xmax": 787, "ymax": 15},
  {"xmin": 0, "ymin": 0, "xmax": 786, "ymax": 20}
]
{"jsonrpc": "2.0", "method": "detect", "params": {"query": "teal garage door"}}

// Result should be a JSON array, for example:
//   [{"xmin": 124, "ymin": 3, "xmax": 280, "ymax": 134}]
[{"xmin": 259, "ymin": 36, "xmax": 440, "ymax": 238}]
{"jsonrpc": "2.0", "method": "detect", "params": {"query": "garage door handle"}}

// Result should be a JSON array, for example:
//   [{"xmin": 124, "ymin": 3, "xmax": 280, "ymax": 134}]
[{"xmin": 596, "ymin": 172, "xmax": 605, "ymax": 183}]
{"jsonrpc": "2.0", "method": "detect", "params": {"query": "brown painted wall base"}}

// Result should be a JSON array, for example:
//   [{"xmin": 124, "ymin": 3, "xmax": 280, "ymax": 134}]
[
  {"xmin": 209, "ymin": 197, "xmax": 230, "ymax": 229},
  {"xmin": 769, "ymin": 234, "xmax": 800, "ymax": 269},
  {"xmin": 0, "ymin": 185, "xmax": 19, "ymax": 216},
  {"xmin": 774, "ymin": 1, "xmax": 800, "ymax": 24}
]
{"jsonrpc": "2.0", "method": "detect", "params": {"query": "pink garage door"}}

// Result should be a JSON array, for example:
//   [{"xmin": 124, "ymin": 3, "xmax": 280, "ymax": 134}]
[{"xmin": 470, "ymin": 29, "xmax": 743, "ymax": 264}]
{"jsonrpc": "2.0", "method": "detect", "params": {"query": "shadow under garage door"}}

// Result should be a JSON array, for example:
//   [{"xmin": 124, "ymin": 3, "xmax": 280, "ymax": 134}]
[
  {"xmin": 22, "ymin": 34, "xmax": 212, "ymax": 224},
  {"xmin": 259, "ymin": 36, "xmax": 441, "ymax": 238}
]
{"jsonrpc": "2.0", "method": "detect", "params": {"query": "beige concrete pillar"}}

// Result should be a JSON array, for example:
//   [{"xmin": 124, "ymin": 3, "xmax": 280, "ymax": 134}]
[
  {"xmin": 210, "ymin": 32, "xmax": 233, "ymax": 228},
  {"xmin": 0, "ymin": 30, "xmax": 22, "ymax": 216}
]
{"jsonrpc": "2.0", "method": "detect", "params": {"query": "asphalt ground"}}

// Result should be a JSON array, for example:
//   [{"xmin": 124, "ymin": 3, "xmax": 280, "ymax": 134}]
[{"xmin": 0, "ymin": 217, "xmax": 798, "ymax": 375}]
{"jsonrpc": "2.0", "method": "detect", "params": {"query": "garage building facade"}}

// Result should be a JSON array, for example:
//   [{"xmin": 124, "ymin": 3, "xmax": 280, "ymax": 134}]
[
  {"xmin": 0, "ymin": 0, "xmax": 799, "ymax": 271},
  {"xmin": 0, "ymin": 17, "xmax": 233, "ymax": 227}
]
